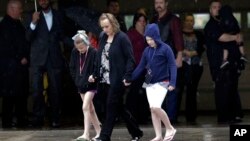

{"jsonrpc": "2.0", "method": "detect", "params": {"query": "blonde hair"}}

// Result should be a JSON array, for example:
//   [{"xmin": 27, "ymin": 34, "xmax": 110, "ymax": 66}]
[{"xmin": 99, "ymin": 13, "xmax": 120, "ymax": 34}]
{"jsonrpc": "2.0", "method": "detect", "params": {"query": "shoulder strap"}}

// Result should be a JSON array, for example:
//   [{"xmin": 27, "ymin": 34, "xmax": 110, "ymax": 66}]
[{"xmin": 146, "ymin": 48, "xmax": 156, "ymax": 69}]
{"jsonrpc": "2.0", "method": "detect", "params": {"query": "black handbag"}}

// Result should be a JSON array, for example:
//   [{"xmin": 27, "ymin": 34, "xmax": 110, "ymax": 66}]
[
  {"xmin": 144, "ymin": 49, "xmax": 156, "ymax": 84},
  {"xmin": 145, "ymin": 68, "xmax": 152, "ymax": 84}
]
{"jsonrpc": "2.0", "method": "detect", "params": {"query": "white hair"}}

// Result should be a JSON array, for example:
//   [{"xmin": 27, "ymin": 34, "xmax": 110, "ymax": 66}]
[{"xmin": 72, "ymin": 30, "xmax": 90, "ymax": 46}]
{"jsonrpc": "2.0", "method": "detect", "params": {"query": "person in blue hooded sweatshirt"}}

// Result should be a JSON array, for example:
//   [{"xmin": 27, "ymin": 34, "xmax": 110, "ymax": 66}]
[{"xmin": 132, "ymin": 23, "xmax": 177, "ymax": 141}]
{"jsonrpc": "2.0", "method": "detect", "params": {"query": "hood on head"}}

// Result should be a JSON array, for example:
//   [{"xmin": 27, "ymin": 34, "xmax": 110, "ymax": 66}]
[{"xmin": 144, "ymin": 23, "xmax": 162, "ymax": 45}]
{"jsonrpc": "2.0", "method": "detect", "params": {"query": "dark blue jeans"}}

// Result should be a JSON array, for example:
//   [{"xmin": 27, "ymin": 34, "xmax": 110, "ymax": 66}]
[{"xmin": 31, "ymin": 63, "xmax": 62, "ymax": 124}]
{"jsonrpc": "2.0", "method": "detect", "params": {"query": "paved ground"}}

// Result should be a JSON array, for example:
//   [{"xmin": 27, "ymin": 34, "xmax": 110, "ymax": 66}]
[
  {"xmin": 0, "ymin": 126, "xmax": 230, "ymax": 141},
  {"xmin": 0, "ymin": 114, "xmax": 250, "ymax": 141}
]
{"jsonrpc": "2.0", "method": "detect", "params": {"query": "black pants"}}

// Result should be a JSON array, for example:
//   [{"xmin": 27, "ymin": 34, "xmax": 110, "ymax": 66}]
[
  {"xmin": 214, "ymin": 64, "xmax": 243, "ymax": 123},
  {"xmin": 177, "ymin": 63, "xmax": 203, "ymax": 122},
  {"xmin": 2, "ymin": 95, "xmax": 28, "ymax": 127},
  {"xmin": 0, "ymin": 60, "xmax": 29, "ymax": 127},
  {"xmin": 126, "ymin": 75, "xmax": 149, "ymax": 124},
  {"xmin": 31, "ymin": 64, "xmax": 62, "ymax": 125},
  {"xmin": 98, "ymin": 83, "xmax": 143, "ymax": 141},
  {"xmin": 94, "ymin": 83, "xmax": 108, "ymax": 123}
]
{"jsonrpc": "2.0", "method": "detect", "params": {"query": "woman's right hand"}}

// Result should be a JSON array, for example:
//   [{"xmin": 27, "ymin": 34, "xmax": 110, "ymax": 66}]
[{"xmin": 168, "ymin": 85, "xmax": 175, "ymax": 91}]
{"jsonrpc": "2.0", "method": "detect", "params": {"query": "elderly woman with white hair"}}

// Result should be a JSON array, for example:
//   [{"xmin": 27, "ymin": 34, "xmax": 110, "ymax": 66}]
[{"xmin": 69, "ymin": 30, "xmax": 101, "ymax": 141}]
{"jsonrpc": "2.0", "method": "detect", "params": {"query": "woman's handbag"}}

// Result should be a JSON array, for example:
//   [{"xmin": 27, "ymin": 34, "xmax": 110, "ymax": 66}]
[
  {"xmin": 145, "ymin": 68, "xmax": 153, "ymax": 84},
  {"xmin": 144, "ymin": 49, "xmax": 156, "ymax": 84}
]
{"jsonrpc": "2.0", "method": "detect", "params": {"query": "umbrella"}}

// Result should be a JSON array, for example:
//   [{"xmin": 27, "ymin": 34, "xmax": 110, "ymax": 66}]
[
  {"xmin": 34, "ymin": 0, "xmax": 37, "ymax": 12},
  {"xmin": 64, "ymin": 7, "xmax": 102, "ymax": 36}
]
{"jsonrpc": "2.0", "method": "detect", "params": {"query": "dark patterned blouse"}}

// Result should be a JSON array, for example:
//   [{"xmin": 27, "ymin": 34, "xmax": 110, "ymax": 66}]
[{"xmin": 100, "ymin": 42, "xmax": 111, "ymax": 84}]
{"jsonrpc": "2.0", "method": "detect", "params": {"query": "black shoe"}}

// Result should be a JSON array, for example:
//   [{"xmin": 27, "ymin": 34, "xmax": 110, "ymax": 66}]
[
  {"xmin": 131, "ymin": 132, "xmax": 143, "ymax": 141},
  {"xmin": 230, "ymin": 117, "xmax": 243, "ymax": 124},
  {"xmin": 131, "ymin": 136, "xmax": 141, "ymax": 141},
  {"xmin": 238, "ymin": 59, "xmax": 246, "ymax": 70},
  {"xmin": 51, "ymin": 122, "xmax": 60, "ymax": 128},
  {"xmin": 235, "ymin": 116, "xmax": 243, "ymax": 122},
  {"xmin": 131, "ymin": 137, "xmax": 139, "ymax": 141},
  {"xmin": 2, "ymin": 123, "xmax": 14, "ymax": 129},
  {"xmin": 16, "ymin": 119, "xmax": 29, "ymax": 128},
  {"xmin": 29, "ymin": 120, "xmax": 44, "ymax": 128}
]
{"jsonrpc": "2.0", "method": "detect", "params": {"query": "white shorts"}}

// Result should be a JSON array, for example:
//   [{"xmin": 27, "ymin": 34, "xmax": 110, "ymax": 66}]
[{"xmin": 146, "ymin": 82, "xmax": 168, "ymax": 108}]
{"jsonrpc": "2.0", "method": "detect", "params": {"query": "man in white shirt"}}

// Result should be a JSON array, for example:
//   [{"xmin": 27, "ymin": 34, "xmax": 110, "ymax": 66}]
[{"xmin": 25, "ymin": 0, "xmax": 65, "ymax": 128}]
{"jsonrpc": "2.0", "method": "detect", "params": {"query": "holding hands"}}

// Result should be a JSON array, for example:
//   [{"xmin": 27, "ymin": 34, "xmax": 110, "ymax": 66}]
[
  {"xmin": 88, "ymin": 75, "xmax": 95, "ymax": 83},
  {"xmin": 123, "ymin": 79, "xmax": 131, "ymax": 86}
]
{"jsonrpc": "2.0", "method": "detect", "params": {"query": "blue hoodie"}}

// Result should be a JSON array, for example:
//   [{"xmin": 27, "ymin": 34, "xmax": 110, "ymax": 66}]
[{"xmin": 132, "ymin": 23, "xmax": 177, "ymax": 87}]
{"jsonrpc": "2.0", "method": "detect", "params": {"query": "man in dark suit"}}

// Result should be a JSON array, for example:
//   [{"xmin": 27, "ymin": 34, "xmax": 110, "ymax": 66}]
[{"xmin": 25, "ymin": 0, "xmax": 65, "ymax": 128}]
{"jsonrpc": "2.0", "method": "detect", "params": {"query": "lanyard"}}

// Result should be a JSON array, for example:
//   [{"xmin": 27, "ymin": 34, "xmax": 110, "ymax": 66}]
[
  {"xmin": 79, "ymin": 49, "xmax": 88, "ymax": 75},
  {"xmin": 146, "ymin": 48, "xmax": 156, "ymax": 69}
]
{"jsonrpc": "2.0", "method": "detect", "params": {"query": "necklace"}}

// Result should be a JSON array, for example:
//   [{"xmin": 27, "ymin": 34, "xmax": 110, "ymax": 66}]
[{"xmin": 79, "ymin": 49, "xmax": 88, "ymax": 75}]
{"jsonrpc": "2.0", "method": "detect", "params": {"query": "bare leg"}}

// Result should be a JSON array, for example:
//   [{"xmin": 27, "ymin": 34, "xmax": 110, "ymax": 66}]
[
  {"xmin": 153, "ymin": 108, "xmax": 176, "ymax": 141},
  {"xmin": 154, "ymin": 108, "xmax": 173, "ymax": 130},
  {"xmin": 78, "ymin": 92, "xmax": 94, "ymax": 140},
  {"xmin": 150, "ymin": 107, "xmax": 163, "ymax": 141},
  {"xmin": 90, "ymin": 100, "xmax": 101, "ymax": 138}
]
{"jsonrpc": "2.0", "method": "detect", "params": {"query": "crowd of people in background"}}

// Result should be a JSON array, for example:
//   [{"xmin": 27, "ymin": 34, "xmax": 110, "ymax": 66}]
[{"xmin": 0, "ymin": 0, "xmax": 248, "ymax": 141}]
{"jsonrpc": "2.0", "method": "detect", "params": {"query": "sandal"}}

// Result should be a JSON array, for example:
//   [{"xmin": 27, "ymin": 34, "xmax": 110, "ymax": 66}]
[
  {"xmin": 76, "ymin": 135, "xmax": 90, "ymax": 141},
  {"xmin": 76, "ymin": 138, "xmax": 89, "ymax": 141},
  {"xmin": 90, "ymin": 137, "xmax": 98, "ymax": 141},
  {"xmin": 150, "ymin": 137, "xmax": 163, "ymax": 141},
  {"xmin": 163, "ymin": 129, "xmax": 176, "ymax": 141}
]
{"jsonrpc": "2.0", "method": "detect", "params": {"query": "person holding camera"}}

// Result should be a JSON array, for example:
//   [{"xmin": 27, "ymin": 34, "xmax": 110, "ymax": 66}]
[{"xmin": 132, "ymin": 23, "xmax": 177, "ymax": 141}]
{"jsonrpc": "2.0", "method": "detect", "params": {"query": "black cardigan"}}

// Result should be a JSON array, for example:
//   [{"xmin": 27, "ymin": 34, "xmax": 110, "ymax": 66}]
[
  {"xmin": 95, "ymin": 31, "xmax": 135, "ymax": 86},
  {"xmin": 69, "ymin": 47, "xmax": 97, "ymax": 89}
]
